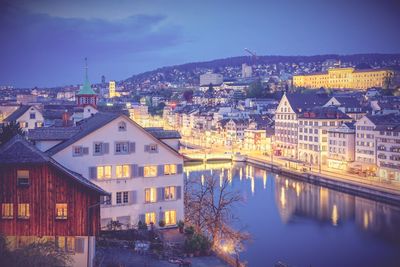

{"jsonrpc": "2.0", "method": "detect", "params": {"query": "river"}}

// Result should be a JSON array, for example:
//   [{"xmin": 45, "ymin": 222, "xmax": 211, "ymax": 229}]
[{"xmin": 184, "ymin": 161, "xmax": 400, "ymax": 267}]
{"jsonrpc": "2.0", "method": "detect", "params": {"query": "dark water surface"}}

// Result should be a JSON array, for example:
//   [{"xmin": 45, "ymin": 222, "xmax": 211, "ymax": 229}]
[{"xmin": 184, "ymin": 162, "xmax": 400, "ymax": 267}]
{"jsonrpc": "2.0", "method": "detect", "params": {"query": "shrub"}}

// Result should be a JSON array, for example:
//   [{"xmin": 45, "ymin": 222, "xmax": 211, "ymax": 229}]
[{"xmin": 158, "ymin": 220, "xmax": 166, "ymax": 227}]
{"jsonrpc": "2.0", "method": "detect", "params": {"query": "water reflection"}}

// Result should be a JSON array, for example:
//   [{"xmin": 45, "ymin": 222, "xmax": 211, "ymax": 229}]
[{"xmin": 184, "ymin": 162, "xmax": 400, "ymax": 245}]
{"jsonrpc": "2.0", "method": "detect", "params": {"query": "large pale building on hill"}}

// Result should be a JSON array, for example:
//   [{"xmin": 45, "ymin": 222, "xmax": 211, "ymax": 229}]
[{"xmin": 293, "ymin": 67, "xmax": 394, "ymax": 90}]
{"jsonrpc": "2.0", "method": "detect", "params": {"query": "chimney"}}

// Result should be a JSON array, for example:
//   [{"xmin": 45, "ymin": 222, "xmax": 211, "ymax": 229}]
[{"xmin": 62, "ymin": 110, "xmax": 70, "ymax": 126}]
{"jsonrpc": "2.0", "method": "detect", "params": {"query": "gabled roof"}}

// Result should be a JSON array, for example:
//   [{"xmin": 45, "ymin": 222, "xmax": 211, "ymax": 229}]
[
  {"xmin": 145, "ymin": 127, "xmax": 181, "ymax": 139},
  {"xmin": 284, "ymin": 93, "xmax": 330, "ymax": 113},
  {"xmin": 28, "ymin": 127, "xmax": 80, "ymax": 141},
  {"xmin": 365, "ymin": 114, "xmax": 400, "ymax": 131},
  {"xmin": 46, "ymin": 112, "xmax": 183, "ymax": 158},
  {"xmin": 3, "ymin": 105, "xmax": 32, "ymax": 122},
  {"xmin": 298, "ymin": 106, "xmax": 352, "ymax": 120},
  {"xmin": 0, "ymin": 135, "xmax": 108, "ymax": 195},
  {"xmin": 47, "ymin": 112, "xmax": 120, "ymax": 155}
]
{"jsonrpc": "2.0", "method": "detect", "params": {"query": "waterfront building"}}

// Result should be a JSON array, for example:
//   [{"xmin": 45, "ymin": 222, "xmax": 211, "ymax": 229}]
[
  {"xmin": 199, "ymin": 72, "xmax": 223, "ymax": 86},
  {"xmin": 274, "ymin": 92, "xmax": 330, "ymax": 158},
  {"xmin": 0, "ymin": 135, "xmax": 109, "ymax": 267},
  {"xmin": 3, "ymin": 105, "xmax": 44, "ymax": 132},
  {"xmin": 31, "ymin": 112, "xmax": 184, "ymax": 230},
  {"xmin": 293, "ymin": 67, "xmax": 394, "ymax": 90},
  {"xmin": 129, "ymin": 105, "xmax": 149, "ymax": 126},
  {"xmin": 297, "ymin": 107, "xmax": 352, "ymax": 166},
  {"xmin": 374, "ymin": 115, "xmax": 400, "ymax": 182},
  {"xmin": 327, "ymin": 122, "xmax": 356, "ymax": 171}
]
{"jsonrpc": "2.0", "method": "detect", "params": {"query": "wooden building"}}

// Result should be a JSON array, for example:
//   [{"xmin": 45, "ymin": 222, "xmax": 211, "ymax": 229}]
[{"xmin": 0, "ymin": 135, "xmax": 109, "ymax": 267}]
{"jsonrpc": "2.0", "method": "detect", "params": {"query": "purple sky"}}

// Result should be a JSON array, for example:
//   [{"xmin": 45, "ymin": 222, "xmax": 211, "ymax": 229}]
[{"xmin": 0, "ymin": 0, "xmax": 399, "ymax": 88}]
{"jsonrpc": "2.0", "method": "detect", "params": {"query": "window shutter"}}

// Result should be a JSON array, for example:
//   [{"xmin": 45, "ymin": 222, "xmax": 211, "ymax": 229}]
[
  {"xmin": 159, "ymin": 211, "xmax": 165, "ymax": 222},
  {"xmin": 131, "ymin": 164, "xmax": 138, "ymax": 178},
  {"xmin": 138, "ymin": 166, "xmax": 144, "ymax": 177},
  {"xmin": 176, "ymin": 186, "xmax": 182, "ymax": 200},
  {"xmin": 144, "ymin": 145, "xmax": 150, "ymax": 152},
  {"xmin": 139, "ymin": 214, "xmax": 145, "ymax": 224},
  {"xmin": 157, "ymin": 187, "xmax": 164, "ymax": 202},
  {"xmin": 177, "ymin": 164, "xmax": 183, "ymax": 174},
  {"xmin": 130, "ymin": 191, "xmax": 137, "ymax": 204},
  {"xmin": 157, "ymin": 165, "xmax": 164, "ymax": 176},
  {"xmin": 129, "ymin": 142, "xmax": 135, "ymax": 153},
  {"xmin": 103, "ymin": 143, "xmax": 109, "ymax": 154},
  {"xmin": 75, "ymin": 238, "xmax": 84, "ymax": 253},
  {"xmin": 82, "ymin": 147, "xmax": 89, "ymax": 155},
  {"xmin": 89, "ymin": 167, "xmax": 97, "ymax": 179}
]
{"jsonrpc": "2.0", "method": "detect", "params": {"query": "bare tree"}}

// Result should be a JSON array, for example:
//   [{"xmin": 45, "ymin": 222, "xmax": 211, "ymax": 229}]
[{"xmin": 185, "ymin": 171, "xmax": 250, "ymax": 250}]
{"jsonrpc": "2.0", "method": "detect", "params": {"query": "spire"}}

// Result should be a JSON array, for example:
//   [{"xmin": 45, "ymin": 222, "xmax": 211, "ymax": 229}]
[
  {"xmin": 85, "ymin": 57, "xmax": 89, "ymax": 82},
  {"xmin": 77, "ymin": 57, "xmax": 96, "ymax": 95}
]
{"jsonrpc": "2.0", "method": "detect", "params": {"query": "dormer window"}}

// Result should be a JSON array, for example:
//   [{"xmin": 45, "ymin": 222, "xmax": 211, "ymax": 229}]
[{"xmin": 118, "ymin": 121, "xmax": 126, "ymax": 131}]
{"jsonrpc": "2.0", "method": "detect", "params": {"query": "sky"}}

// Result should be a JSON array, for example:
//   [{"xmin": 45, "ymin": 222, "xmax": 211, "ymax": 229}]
[{"xmin": 0, "ymin": 0, "xmax": 399, "ymax": 88}]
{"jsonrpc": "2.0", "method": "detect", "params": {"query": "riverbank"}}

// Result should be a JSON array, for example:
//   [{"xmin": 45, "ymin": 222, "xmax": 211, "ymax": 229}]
[{"xmin": 246, "ymin": 155, "xmax": 400, "ymax": 206}]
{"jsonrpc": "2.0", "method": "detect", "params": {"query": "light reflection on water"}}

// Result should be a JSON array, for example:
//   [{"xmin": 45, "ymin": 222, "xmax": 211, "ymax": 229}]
[{"xmin": 184, "ymin": 162, "xmax": 400, "ymax": 267}]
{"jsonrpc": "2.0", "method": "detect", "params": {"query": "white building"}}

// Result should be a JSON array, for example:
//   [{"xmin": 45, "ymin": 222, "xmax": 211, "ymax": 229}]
[
  {"xmin": 3, "ymin": 105, "xmax": 44, "ymax": 132},
  {"xmin": 354, "ymin": 116, "xmax": 378, "ymax": 172},
  {"xmin": 297, "ymin": 107, "xmax": 352, "ymax": 166},
  {"xmin": 242, "ymin": 63, "xmax": 252, "ymax": 78},
  {"xmin": 31, "ymin": 113, "xmax": 184, "ymax": 229},
  {"xmin": 327, "ymin": 122, "xmax": 356, "ymax": 171},
  {"xmin": 274, "ymin": 93, "xmax": 330, "ymax": 158},
  {"xmin": 200, "ymin": 72, "xmax": 223, "ymax": 86}
]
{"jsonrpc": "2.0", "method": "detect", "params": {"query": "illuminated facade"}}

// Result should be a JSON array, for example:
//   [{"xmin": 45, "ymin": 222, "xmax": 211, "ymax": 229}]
[
  {"xmin": 109, "ymin": 80, "xmax": 116, "ymax": 98},
  {"xmin": 293, "ymin": 68, "xmax": 394, "ymax": 90}
]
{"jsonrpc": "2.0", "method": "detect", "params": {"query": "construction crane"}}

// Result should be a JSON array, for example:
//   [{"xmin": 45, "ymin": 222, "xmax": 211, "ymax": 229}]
[{"xmin": 244, "ymin": 48, "xmax": 258, "ymax": 66}]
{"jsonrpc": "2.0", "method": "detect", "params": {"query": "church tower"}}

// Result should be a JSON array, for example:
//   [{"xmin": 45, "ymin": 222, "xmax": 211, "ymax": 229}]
[{"xmin": 76, "ymin": 58, "xmax": 98, "ymax": 108}]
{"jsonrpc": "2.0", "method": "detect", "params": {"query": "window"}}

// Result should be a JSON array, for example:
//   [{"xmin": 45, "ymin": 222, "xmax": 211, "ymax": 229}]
[
  {"xmin": 164, "ymin": 186, "xmax": 176, "ymax": 200},
  {"xmin": 144, "ymin": 166, "xmax": 157, "ymax": 177},
  {"xmin": 116, "ymin": 165, "xmax": 130, "ymax": 178},
  {"xmin": 165, "ymin": 210, "xmax": 176, "ymax": 225},
  {"xmin": 145, "ymin": 188, "xmax": 157, "ymax": 203},
  {"xmin": 93, "ymin": 142, "xmax": 102, "ymax": 155},
  {"xmin": 118, "ymin": 121, "xmax": 126, "ymax": 131},
  {"xmin": 97, "ymin": 166, "xmax": 112, "ymax": 179},
  {"xmin": 17, "ymin": 170, "xmax": 29, "ymax": 187},
  {"xmin": 73, "ymin": 146, "xmax": 88, "ymax": 156},
  {"xmin": 1, "ymin": 203, "xmax": 13, "ymax": 219},
  {"xmin": 29, "ymin": 113, "xmax": 36, "ymax": 119},
  {"xmin": 56, "ymin": 203, "xmax": 68, "ymax": 219},
  {"xmin": 164, "ymin": 164, "xmax": 177, "ymax": 175},
  {"xmin": 18, "ymin": 203, "xmax": 30, "ymax": 219},
  {"xmin": 115, "ymin": 142, "xmax": 129, "ymax": 154},
  {"xmin": 116, "ymin": 192, "xmax": 129, "ymax": 204},
  {"xmin": 56, "ymin": 237, "xmax": 76, "ymax": 253},
  {"xmin": 149, "ymin": 144, "xmax": 158, "ymax": 152},
  {"xmin": 145, "ymin": 212, "xmax": 156, "ymax": 224}
]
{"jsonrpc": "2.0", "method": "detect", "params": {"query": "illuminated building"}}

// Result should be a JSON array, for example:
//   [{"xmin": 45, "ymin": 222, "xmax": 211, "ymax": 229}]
[
  {"xmin": 109, "ymin": 80, "xmax": 119, "ymax": 98},
  {"xmin": 293, "ymin": 67, "xmax": 394, "ymax": 90},
  {"xmin": 327, "ymin": 122, "xmax": 356, "ymax": 171},
  {"xmin": 297, "ymin": 107, "xmax": 352, "ymax": 166}
]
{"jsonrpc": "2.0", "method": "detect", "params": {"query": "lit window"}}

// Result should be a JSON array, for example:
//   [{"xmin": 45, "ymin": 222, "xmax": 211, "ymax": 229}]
[
  {"xmin": 144, "ymin": 166, "xmax": 157, "ymax": 177},
  {"xmin": 17, "ymin": 170, "xmax": 29, "ymax": 186},
  {"xmin": 165, "ymin": 210, "xmax": 176, "ymax": 225},
  {"xmin": 115, "ymin": 142, "xmax": 129, "ymax": 154},
  {"xmin": 116, "ymin": 165, "xmax": 130, "ymax": 178},
  {"xmin": 56, "ymin": 203, "xmax": 68, "ymax": 219},
  {"xmin": 1, "ymin": 203, "xmax": 13, "ymax": 219},
  {"xmin": 97, "ymin": 166, "xmax": 112, "ymax": 179},
  {"xmin": 164, "ymin": 187, "xmax": 176, "ymax": 200},
  {"xmin": 164, "ymin": 164, "xmax": 177, "ymax": 175},
  {"xmin": 18, "ymin": 203, "xmax": 30, "ymax": 219},
  {"xmin": 145, "ymin": 188, "xmax": 157, "ymax": 203},
  {"xmin": 56, "ymin": 237, "xmax": 75, "ymax": 253},
  {"xmin": 145, "ymin": 212, "xmax": 156, "ymax": 224}
]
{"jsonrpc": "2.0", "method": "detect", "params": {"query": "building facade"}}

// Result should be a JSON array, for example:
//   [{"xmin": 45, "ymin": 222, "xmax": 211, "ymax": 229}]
[{"xmin": 293, "ymin": 67, "xmax": 394, "ymax": 90}]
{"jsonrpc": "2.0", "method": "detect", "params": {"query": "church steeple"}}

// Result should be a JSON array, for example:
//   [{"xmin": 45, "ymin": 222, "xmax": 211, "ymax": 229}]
[{"xmin": 76, "ymin": 57, "xmax": 97, "ymax": 107}]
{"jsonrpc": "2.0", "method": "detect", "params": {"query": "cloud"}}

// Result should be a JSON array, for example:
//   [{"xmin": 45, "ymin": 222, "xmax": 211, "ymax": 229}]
[{"xmin": 0, "ymin": 1, "xmax": 183, "ymax": 87}]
